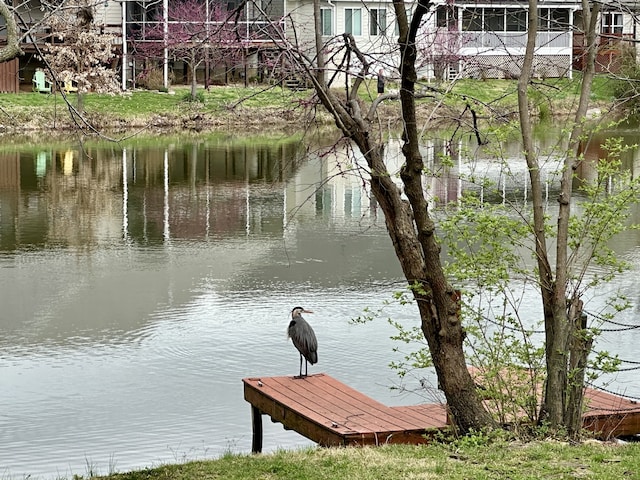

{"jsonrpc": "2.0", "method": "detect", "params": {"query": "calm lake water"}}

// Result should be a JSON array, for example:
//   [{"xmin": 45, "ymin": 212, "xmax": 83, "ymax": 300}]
[{"xmin": 1, "ymin": 131, "xmax": 639, "ymax": 479}]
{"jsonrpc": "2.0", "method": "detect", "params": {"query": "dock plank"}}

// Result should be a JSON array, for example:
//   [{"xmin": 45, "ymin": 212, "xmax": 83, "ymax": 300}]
[
  {"xmin": 268, "ymin": 375, "xmax": 392, "ymax": 430},
  {"xmin": 391, "ymin": 404, "xmax": 449, "ymax": 427},
  {"xmin": 268, "ymin": 375, "xmax": 428, "ymax": 432},
  {"xmin": 263, "ymin": 376, "xmax": 387, "ymax": 433},
  {"xmin": 249, "ymin": 374, "xmax": 438, "ymax": 434}
]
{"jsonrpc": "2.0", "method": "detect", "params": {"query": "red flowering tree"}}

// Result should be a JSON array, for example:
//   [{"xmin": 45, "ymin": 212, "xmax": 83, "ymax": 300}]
[{"xmin": 131, "ymin": 0, "xmax": 245, "ymax": 100}]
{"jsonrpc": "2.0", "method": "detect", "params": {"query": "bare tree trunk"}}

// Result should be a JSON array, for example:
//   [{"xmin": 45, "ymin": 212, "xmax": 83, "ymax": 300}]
[
  {"xmin": 191, "ymin": 58, "xmax": 198, "ymax": 100},
  {"xmin": 77, "ymin": 92, "xmax": 85, "ymax": 114},
  {"xmin": 516, "ymin": 0, "xmax": 566, "ymax": 428},
  {"xmin": 205, "ymin": 51, "xmax": 210, "ymax": 89},
  {"xmin": 279, "ymin": 0, "xmax": 495, "ymax": 434},
  {"xmin": 565, "ymin": 301, "xmax": 593, "ymax": 438},
  {"xmin": 312, "ymin": 0, "xmax": 325, "ymax": 87},
  {"xmin": 558, "ymin": 0, "xmax": 600, "ymax": 436},
  {"xmin": 301, "ymin": 1, "xmax": 496, "ymax": 433},
  {"xmin": 518, "ymin": 0, "xmax": 600, "ymax": 432}
]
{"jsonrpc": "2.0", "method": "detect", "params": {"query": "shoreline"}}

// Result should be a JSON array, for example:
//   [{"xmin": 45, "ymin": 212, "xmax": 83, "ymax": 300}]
[{"xmin": 0, "ymin": 84, "xmax": 614, "ymax": 140}]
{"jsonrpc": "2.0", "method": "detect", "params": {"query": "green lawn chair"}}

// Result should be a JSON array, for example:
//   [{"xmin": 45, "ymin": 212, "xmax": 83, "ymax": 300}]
[{"xmin": 32, "ymin": 70, "xmax": 52, "ymax": 94}]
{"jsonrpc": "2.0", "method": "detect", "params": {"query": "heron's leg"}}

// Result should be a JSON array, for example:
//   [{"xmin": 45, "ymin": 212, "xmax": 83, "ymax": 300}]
[
  {"xmin": 304, "ymin": 359, "xmax": 308, "ymax": 377},
  {"xmin": 299, "ymin": 353, "xmax": 303, "ymax": 377}
]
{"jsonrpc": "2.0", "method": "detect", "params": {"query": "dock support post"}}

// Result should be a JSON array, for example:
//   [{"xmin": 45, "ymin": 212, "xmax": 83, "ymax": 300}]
[{"xmin": 251, "ymin": 405, "xmax": 263, "ymax": 453}]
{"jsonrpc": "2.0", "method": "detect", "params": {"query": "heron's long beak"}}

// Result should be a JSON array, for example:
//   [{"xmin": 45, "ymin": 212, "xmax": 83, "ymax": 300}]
[{"xmin": 303, "ymin": 309, "xmax": 314, "ymax": 314}]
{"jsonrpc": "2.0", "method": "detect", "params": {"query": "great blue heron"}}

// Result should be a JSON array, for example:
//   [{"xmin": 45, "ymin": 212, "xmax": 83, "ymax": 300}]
[{"xmin": 287, "ymin": 307, "xmax": 318, "ymax": 378}]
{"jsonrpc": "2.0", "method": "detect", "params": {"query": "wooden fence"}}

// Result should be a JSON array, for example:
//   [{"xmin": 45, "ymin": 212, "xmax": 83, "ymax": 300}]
[{"xmin": 0, "ymin": 59, "xmax": 19, "ymax": 93}]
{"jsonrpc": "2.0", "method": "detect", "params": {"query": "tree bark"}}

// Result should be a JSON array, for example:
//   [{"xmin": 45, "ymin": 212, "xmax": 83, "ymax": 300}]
[
  {"xmin": 0, "ymin": 0, "xmax": 24, "ymax": 62},
  {"xmin": 393, "ymin": 0, "xmax": 496, "ymax": 431},
  {"xmin": 557, "ymin": 0, "xmax": 599, "ymax": 435},
  {"xmin": 518, "ymin": 0, "xmax": 600, "ymax": 432},
  {"xmin": 565, "ymin": 301, "xmax": 593, "ymax": 438},
  {"xmin": 516, "ymin": 0, "xmax": 567, "ymax": 428},
  {"xmin": 312, "ymin": 0, "xmax": 326, "ymax": 87},
  {"xmin": 299, "ymin": 0, "xmax": 496, "ymax": 435},
  {"xmin": 190, "ymin": 48, "xmax": 198, "ymax": 100}
]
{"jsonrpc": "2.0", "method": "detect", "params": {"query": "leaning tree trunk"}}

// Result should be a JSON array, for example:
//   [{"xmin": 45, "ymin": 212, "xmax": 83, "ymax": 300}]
[
  {"xmin": 554, "ymin": 0, "xmax": 600, "ymax": 437},
  {"xmin": 543, "ymin": 0, "xmax": 600, "ymax": 431},
  {"xmin": 394, "ymin": 0, "xmax": 496, "ymax": 430},
  {"xmin": 312, "ymin": 0, "xmax": 326, "ymax": 87},
  {"xmin": 516, "ymin": 0, "xmax": 563, "ymax": 428},
  {"xmin": 304, "ymin": 0, "xmax": 496, "ymax": 433}
]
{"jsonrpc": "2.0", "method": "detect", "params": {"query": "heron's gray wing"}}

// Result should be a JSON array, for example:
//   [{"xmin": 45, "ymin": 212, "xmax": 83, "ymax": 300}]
[{"xmin": 289, "ymin": 318, "xmax": 318, "ymax": 364}]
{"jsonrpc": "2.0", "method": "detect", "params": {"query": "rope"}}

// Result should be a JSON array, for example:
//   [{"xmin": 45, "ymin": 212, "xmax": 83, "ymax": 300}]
[
  {"xmin": 469, "ymin": 309, "xmax": 639, "ymax": 335},
  {"xmin": 584, "ymin": 309, "xmax": 640, "ymax": 329},
  {"xmin": 585, "ymin": 381, "xmax": 640, "ymax": 402},
  {"xmin": 598, "ymin": 326, "xmax": 640, "ymax": 332},
  {"xmin": 591, "ymin": 365, "xmax": 640, "ymax": 372}
]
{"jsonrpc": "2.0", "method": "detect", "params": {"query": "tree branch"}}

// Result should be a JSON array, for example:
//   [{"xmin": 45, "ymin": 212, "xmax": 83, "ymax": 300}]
[{"xmin": 0, "ymin": 0, "xmax": 24, "ymax": 62}]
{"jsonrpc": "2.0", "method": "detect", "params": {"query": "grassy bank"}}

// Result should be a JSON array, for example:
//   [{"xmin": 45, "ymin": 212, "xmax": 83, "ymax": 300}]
[
  {"xmin": 0, "ymin": 74, "xmax": 620, "ymax": 136},
  {"xmin": 95, "ymin": 440, "xmax": 640, "ymax": 480},
  {"xmin": 0, "ymin": 84, "xmax": 315, "ymax": 135}
]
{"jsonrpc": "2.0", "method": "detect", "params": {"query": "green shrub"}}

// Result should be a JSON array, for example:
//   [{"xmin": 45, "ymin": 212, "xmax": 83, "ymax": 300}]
[{"xmin": 181, "ymin": 90, "xmax": 205, "ymax": 103}]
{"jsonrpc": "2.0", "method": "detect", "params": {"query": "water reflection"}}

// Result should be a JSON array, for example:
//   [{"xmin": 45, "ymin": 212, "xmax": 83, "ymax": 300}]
[
  {"xmin": 0, "ymin": 131, "xmax": 639, "ymax": 479},
  {"xmin": 0, "ymin": 140, "xmax": 303, "ymax": 251}
]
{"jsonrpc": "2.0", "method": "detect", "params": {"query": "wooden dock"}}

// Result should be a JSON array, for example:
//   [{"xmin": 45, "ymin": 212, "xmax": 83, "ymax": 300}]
[
  {"xmin": 242, "ymin": 373, "xmax": 640, "ymax": 452},
  {"xmin": 243, "ymin": 373, "xmax": 447, "ymax": 452},
  {"xmin": 582, "ymin": 387, "xmax": 640, "ymax": 437}
]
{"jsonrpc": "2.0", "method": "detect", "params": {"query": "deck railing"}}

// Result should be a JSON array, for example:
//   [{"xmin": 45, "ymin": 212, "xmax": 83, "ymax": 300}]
[
  {"xmin": 125, "ymin": 19, "xmax": 285, "ymax": 44},
  {"xmin": 443, "ymin": 30, "xmax": 572, "ymax": 51}
]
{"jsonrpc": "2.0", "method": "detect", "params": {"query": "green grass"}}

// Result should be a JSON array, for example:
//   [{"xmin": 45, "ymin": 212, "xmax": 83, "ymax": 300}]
[
  {"xmin": 90, "ymin": 441, "xmax": 640, "ymax": 480},
  {"xmin": 0, "ymin": 75, "xmax": 612, "ymax": 117},
  {"xmin": 0, "ymin": 85, "xmax": 308, "ymax": 118},
  {"xmin": 0, "ymin": 74, "xmax": 618, "ymax": 135},
  {"xmin": 449, "ymin": 73, "xmax": 618, "ymax": 105}
]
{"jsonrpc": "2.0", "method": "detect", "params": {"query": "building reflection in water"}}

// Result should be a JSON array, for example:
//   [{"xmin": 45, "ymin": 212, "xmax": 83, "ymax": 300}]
[
  {"xmin": 0, "ymin": 138, "xmax": 307, "ymax": 252},
  {"xmin": 1, "ymin": 131, "xmax": 639, "ymax": 253}
]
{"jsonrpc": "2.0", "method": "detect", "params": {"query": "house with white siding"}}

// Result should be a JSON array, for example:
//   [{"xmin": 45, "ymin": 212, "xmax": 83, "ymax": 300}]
[
  {"xmin": 0, "ymin": 0, "xmax": 638, "ymax": 92},
  {"xmin": 428, "ymin": 0, "xmax": 639, "ymax": 80}
]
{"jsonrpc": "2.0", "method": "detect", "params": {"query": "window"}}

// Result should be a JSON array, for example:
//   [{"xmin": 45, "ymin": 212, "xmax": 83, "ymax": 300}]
[
  {"xmin": 574, "ymin": 10, "xmax": 584, "ymax": 32},
  {"xmin": 538, "ymin": 8, "xmax": 550, "ymax": 31},
  {"xmin": 321, "ymin": 8, "xmax": 333, "ymax": 36},
  {"xmin": 370, "ymin": 8, "xmax": 386, "ymax": 36},
  {"xmin": 602, "ymin": 12, "xmax": 623, "ymax": 35},
  {"xmin": 506, "ymin": 9, "xmax": 526, "ymax": 32},
  {"xmin": 539, "ymin": 8, "xmax": 569, "ymax": 31},
  {"xmin": 462, "ymin": 8, "xmax": 482, "ymax": 31},
  {"xmin": 436, "ymin": 5, "xmax": 457, "ymax": 29},
  {"xmin": 485, "ymin": 8, "xmax": 504, "ymax": 32},
  {"xmin": 550, "ymin": 9, "xmax": 569, "ymax": 31},
  {"xmin": 345, "ymin": 8, "xmax": 362, "ymax": 35},
  {"xmin": 263, "ymin": 0, "xmax": 284, "ymax": 18}
]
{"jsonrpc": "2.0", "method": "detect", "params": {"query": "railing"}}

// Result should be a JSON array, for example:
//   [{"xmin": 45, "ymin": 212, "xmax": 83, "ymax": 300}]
[
  {"xmin": 0, "ymin": 24, "xmax": 123, "ymax": 46},
  {"xmin": 447, "ymin": 30, "xmax": 571, "ymax": 50},
  {"xmin": 125, "ymin": 19, "xmax": 285, "ymax": 43},
  {"xmin": 573, "ymin": 32, "xmax": 634, "ymax": 50},
  {"xmin": 0, "ymin": 30, "xmax": 54, "ymax": 44}
]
